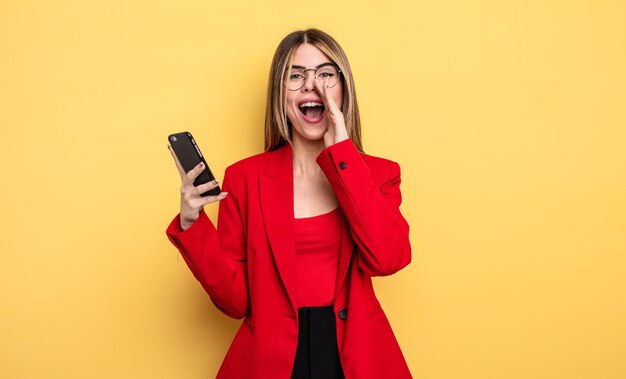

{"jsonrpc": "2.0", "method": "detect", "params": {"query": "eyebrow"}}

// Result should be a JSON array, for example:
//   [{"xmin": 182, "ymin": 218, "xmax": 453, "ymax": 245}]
[{"xmin": 290, "ymin": 62, "xmax": 335, "ymax": 70}]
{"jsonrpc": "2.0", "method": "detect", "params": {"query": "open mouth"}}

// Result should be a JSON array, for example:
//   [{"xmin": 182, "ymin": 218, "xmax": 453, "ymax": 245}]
[{"xmin": 298, "ymin": 101, "xmax": 325, "ymax": 124}]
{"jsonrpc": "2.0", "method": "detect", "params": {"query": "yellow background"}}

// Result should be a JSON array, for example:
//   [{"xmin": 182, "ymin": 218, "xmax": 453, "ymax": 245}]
[{"xmin": 1, "ymin": 0, "xmax": 625, "ymax": 378}]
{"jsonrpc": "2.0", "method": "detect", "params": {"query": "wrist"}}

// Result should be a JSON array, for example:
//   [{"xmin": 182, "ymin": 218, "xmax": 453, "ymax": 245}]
[
  {"xmin": 180, "ymin": 219, "xmax": 193, "ymax": 231},
  {"xmin": 334, "ymin": 134, "xmax": 349, "ymax": 144},
  {"xmin": 180, "ymin": 213, "xmax": 199, "ymax": 231}
]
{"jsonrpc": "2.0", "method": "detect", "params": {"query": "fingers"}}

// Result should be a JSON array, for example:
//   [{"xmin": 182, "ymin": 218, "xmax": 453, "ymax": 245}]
[
  {"xmin": 167, "ymin": 145, "xmax": 208, "ymax": 186},
  {"xmin": 194, "ymin": 179, "xmax": 219, "ymax": 195},
  {"xmin": 167, "ymin": 144, "xmax": 186, "ymax": 177},
  {"xmin": 170, "ymin": 142, "xmax": 230, "ymax": 223},
  {"xmin": 177, "ymin": 160, "xmax": 223, "ymax": 205},
  {"xmin": 325, "ymin": 84, "xmax": 340, "ymax": 117},
  {"xmin": 313, "ymin": 77, "xmax": 328, "ymax": 104},
  {"xmin": 181, "ymin": 177, "xmax": 228, "ymax": 214},
  {"xmin": 186, "ymin": 161, "xmax": 206, "ymax": 183},
  {"xmin": 314, "ymin": 78, "xmax": 340, "ymax": 116},
  {"xmin": 190, "ymin": 191, "xmax": 229, "ymax": 208},
  {"xmin": 179, "ymin": 162, "xmax": 211, "ymax": 196},
  {"xmin": 202, "ymin": 191, "xmax": 228, "ymax": 205}
]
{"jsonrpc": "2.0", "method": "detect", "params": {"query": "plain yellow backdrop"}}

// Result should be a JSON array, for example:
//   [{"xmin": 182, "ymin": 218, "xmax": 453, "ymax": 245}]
[{"xmin": 1, "ymin": 0, "xmax": 625, "ymax": 378}]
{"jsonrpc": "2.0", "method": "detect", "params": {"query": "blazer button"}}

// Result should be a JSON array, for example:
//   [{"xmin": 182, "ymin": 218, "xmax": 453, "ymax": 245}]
[
  {"xmin": 339, "ymin": 161, "xmax": 347, "ymax": 170},
  {"xmin": 338, "ymin": 308, "xmax": 348, "ymax": 320}
]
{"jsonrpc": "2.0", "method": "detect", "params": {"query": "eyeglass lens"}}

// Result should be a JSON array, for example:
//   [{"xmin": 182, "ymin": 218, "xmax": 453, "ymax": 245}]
[{"xmin": 286, "ymin": 66, "xmax": 340, "ymax": 91}]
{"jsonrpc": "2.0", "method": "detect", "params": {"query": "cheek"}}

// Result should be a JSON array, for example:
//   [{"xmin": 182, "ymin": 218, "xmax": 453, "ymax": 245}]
[
  {"xmin": 285, "ymin": 96, "xmax": 299, "ymax": 120},
  {"xmin": 288, "ymin": 107, "xmax": 301, "ymax": 125}
]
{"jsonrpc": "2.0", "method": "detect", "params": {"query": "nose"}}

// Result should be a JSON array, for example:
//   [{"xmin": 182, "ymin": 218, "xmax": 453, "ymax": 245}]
[{"xmin": 301, "ymin": 70, "xmax": 316, "ymax": 92}]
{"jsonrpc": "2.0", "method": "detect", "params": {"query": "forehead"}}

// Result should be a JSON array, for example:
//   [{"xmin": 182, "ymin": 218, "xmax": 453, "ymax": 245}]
[{"xmin": 290, "ymin": 43, "xmax": 332, "ymax": 66}]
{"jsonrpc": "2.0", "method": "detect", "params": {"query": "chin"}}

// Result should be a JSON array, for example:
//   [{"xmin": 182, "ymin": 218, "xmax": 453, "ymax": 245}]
[{"xmin": 293, "ymin": 123, "xmax": 328, "ymax": 142}]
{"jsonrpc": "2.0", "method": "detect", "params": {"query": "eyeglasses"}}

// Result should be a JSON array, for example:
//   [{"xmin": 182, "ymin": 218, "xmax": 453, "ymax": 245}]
[{"xmin": 284, "ymin": 63, "xmax": 342, "ymax": 91}]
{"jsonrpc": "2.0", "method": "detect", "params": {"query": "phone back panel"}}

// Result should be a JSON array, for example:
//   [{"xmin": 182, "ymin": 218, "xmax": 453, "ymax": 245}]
[{"xmin": 168, "ymin": 131, "xmax": 220, "ymax": 196}]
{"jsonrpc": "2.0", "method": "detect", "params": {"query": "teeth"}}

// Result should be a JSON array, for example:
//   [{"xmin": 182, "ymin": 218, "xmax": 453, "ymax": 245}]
[{"xmin": 299, "ymin": 102, "xmax": 323, "ymax": 108}]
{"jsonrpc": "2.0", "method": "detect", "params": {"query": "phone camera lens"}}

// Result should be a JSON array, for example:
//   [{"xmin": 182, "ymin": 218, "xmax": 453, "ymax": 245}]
[{"xmin": 170, "ymin": 136, "xmax": 177, "ymax": 142}]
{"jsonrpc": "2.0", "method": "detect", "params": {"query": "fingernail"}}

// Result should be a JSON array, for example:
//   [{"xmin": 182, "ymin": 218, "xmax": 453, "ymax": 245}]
[{"xmin": 200, "ymin": 162, "xmax": 204, "ymax": 167}]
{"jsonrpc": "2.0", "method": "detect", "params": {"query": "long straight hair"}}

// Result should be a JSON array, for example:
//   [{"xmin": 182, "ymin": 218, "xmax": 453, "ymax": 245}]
[{"xmin": 264, "ymin": 29, "xmax": 364, "ymax": 152}]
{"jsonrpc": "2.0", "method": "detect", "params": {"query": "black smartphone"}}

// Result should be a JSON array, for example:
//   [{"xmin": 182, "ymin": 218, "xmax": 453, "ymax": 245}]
[{"xmin": 167, "ymin": 131, "xmax": 221, "ymax": 196}]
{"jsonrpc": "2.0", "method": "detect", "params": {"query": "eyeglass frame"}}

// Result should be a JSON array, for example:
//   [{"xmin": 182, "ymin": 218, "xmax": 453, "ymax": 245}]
[{"xmin": 283, "ymin": 62, "xmax": 343, "ymax": 91}]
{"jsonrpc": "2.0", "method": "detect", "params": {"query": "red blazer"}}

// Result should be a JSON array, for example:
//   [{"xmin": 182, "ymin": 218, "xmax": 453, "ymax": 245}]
[{"xmin": 166, "ymin": 138, "xmax": 412, "ymax": 378}]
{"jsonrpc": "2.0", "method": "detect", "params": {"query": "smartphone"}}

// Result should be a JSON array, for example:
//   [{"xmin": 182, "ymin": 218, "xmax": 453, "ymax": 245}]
[{"xmin": 167, "ymin": 131, "xmax": 221, "ymax": 196}]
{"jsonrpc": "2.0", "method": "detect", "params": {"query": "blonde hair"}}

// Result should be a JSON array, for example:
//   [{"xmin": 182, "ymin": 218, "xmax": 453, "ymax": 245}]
[{"xmin": 264, "ymin": 28, "xmax": 363, "ymax": 152}]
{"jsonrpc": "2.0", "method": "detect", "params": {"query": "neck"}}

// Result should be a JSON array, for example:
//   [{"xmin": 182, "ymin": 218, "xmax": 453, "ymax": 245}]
[{"xmin": 291, "ymin": 133, "xmax": 326, "ymax": 178}]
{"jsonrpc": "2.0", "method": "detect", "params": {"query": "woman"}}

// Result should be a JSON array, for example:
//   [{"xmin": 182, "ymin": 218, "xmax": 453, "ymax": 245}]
[{"xmin": 166, "ymin": 28, "xmax": 413, "ymax": 379}]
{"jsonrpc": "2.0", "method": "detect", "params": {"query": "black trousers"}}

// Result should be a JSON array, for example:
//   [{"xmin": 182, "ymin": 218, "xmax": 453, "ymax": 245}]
[{"xmin": 290, "ymin": 305, "xmax": 345, "ymax": 379}]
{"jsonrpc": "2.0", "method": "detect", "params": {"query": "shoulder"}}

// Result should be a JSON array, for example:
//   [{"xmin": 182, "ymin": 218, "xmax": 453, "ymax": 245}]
[
  {"xmin": 227, "ymin": 150, "xmax": 270, "ymax": 172},
  {"xmin": 222, "ymin": 150, "xmax": 271, "ymax": 183},
  {"xmin": 222, "ymin": 144, "xmax": 292, "ymax": 184},
  {"xmin": 361, "ymin": 151, "xmax": 402, "ymax": 180},
  {"xmin": 362, "ymin": 152, "xmax": 400, "ymax": 171},
  {"xmin": 217, "ymin": 150, "xmax": 272, "ymax": 197}
]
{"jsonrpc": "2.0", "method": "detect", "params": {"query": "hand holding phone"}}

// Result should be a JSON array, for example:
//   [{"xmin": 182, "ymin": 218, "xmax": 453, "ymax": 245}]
[{"xmin": 167, "ymin": 131, "xmax": 228, "ymax": 229}]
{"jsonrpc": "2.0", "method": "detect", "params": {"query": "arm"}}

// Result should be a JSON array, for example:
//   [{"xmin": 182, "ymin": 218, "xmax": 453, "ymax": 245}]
[
  {"xmin": 316, "ymin": 139, "xmax": 412, "ymax": 276},
  {"xmin": 165, "ymin": 166, "xmax": 249, "ymax": 319}
]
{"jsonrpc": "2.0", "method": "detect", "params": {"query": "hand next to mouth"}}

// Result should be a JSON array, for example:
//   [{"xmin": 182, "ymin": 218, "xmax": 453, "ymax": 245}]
[{"xmin": 313, "ymin": 77, "xmax": 349, "ymax": 148}]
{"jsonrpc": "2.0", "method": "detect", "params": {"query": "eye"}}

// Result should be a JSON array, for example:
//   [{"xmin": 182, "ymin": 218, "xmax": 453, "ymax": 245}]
[
  {"xmin": 289, "ymin": 73, "xmax": 305, "ymax": 80},
  {"xmin": 316, "ymin": 66, "xmax": 338, "ymax": 79}
]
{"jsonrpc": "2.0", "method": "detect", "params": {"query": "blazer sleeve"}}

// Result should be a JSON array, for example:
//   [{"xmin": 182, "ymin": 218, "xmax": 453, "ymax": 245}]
[
  {"xmin": 165, "ymin": 166, "xmax": 249, "ymax": 319},
  {"xmin": 316, "ymin": 138, "xmax": 412, "ymax": 277}
]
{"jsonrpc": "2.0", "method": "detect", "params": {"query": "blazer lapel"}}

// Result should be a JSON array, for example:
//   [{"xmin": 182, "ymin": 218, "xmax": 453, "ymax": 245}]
[{"xmin": 259, "ymin": 143, "xmax": 298, "ymax": 314}]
